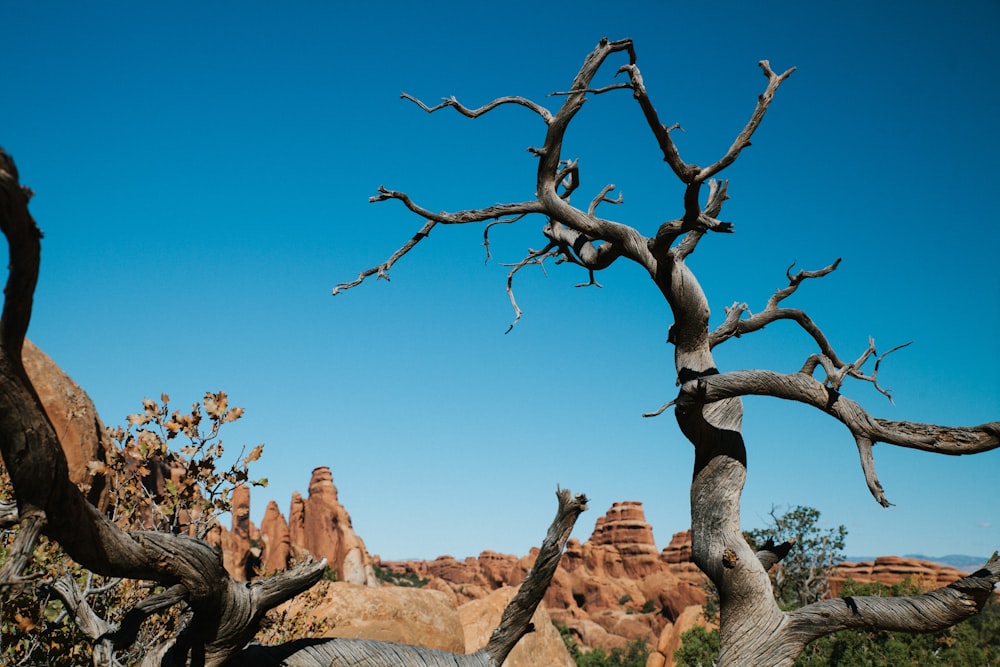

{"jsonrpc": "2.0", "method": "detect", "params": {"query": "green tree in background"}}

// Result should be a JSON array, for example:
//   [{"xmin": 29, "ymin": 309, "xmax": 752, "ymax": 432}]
[
  {"xmin": 673, "ymin": 625, "xmax": 720, "ymax": 667},
  {"xmin": 558, "ymin": 625, "xmax": 649, "ymax": 667},
  {"xmin": 746, "ymin": 505, "xmax": 846, "ymax": 609}
]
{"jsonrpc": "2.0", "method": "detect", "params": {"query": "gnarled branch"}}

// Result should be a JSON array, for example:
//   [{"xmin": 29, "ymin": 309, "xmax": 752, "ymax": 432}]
[
  {"xmin": 678, "ymin": 368, "xmax": 1000, "ymax": 505},
  {"xmin": 710, "ymin": 259, "xmax": 844, "ymax": 361},
  {"xmin": 784, "ymin": 553, "xmax": 1000, "ymax": 649},
  {"xmin": 401, "ymin": 92, "xmax": 553, "ymax": 124}
]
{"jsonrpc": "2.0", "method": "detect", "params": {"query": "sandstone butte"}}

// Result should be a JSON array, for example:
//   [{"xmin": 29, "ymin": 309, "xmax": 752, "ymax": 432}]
[{"xmin": 21, "ymin": 340, "xmax": 980, "ymax": 667}]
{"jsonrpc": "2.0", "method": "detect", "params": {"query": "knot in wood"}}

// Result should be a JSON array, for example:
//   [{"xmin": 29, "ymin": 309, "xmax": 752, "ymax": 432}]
[{"xmin": 722, "ymin": 548, "xmax": 738, "ymax": 569}]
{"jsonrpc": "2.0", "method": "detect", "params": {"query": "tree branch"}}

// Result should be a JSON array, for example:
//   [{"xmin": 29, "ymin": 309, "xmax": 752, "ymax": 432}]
[
  {"xmin": 0, "ymin": 148, "xmax": 40, "ymax": 368},
  {"xmin": 333, "ymin": 219, "xmax": 437, "ymax": 294},
  {"xmin": 502, "ymin": 243, "xmax": 558, "ymax": 333},
  {"xmin": 401, "ymin": 92, "xmax": 553, "ymax": 124},
  {"xmin": 710, "ymin": 259, "xmax": 844, "ymax": 363},
  {"xmin": 755, "ymin": 537, "xmax": 795, "ymax": 572},
  {"xmin": 785, "ymin": 552, "xmax": 1000, "ymax": 648},
  {"xmin": 0, "ymin": 499, "xmax": 18, "ymax": 528},
  {"xmin": 484, "ymin": 488, "xmax": 587, "ymax": 664},
  {"xmin": 678, "ymin": 369, "xmax": 1000, "ymax": 505},
  {"xmin": 48, "ymin": 574, "xmax": 117, "ymax": 665},
  {"xmin": 696, "ymin": 61, "xmax": 796, "ymax": 182},
  {"xmin": 0, "ymin": 511, "xmax": 46, "ymax": 590}
]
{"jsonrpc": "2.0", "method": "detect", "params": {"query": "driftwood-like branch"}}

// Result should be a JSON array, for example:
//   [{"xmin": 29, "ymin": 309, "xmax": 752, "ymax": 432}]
[
  {"xmin": 503, "ymin": 244, "xmax": 558, "ymax": 333},
  {"xmin": 0, "ymin": 499, "xmax": 18, "ymax": 528},
  {"xmin": 648, "ymin": 180, "xmax": 731, "ymax": 260},
  {"xmin": 678, "ymin": 368, "xmax": 1000, "ymax": 505},
  {"xmin": 784, "ymin": 553, "xmax": 1000, "ymax": 651},
  {"xmin": 484, "ymin": 488, "xmax": 588, "ymax": 664},
  {"xmin": 401, "ymin": 92, "xmax": 554, "ymax": 124},
  {"xmin": 0, "ymin": 511, "xmax": 46, "ymax": 590},
  {"xmin": 333, "ymin": 219, "xmax": 437, "ymax": 294},
  {"xmin": 697, "ymin": 61, "xmax": 796, "ymax": 183},
  {"xmin": 755, "ymin": 537, "xmax": 795, "ymax": 572},
  {"xmin": 337, "ymin": 38, "xmax": 653, "ymax": 301},
  {"xmin": 333, "ymin": 189, "xmax": 547, "ymax": 295},
  {"xmin": 109, "ymin": 582, "xmax": 189, "ymax": 651},
  {"xmin": 624, "ymin": 55, "xmax": 791, "ymax": 252},
  {"xmin": 48, "ymin": 575, "xmax": 118, "ymax": 665}
]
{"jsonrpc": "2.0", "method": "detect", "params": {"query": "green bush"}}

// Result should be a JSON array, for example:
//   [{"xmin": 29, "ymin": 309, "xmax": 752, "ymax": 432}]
[{"xmin": 557, "ymin": 624, "xmax": 649, "ymax": 667}]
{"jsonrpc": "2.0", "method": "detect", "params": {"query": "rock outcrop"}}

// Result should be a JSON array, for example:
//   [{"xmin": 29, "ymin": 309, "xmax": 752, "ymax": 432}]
[
  {"xmin": 460, "ymin": 586, "xmax": 575, "ymax": 667},
  {"xmin": 381, "ymin": 501, "xmax": 707, "ymax": 653},
  {"xmin": 21, "ymin": 339, "xmax": 113, "ymax": 509},
  {"xmin": 216, "ymin": 466, "xmax": 378, "ymax": 586},
  {"xmin": 284, "ymin": 580, "xmax": 467, "ymax": 651},
  {"xmin": 830, "ymin": 556, "xmax": 968, "ymax": 596},
  {"xmin": 286, "ymin": 466, "xmax": 378, "ymax": 586}
]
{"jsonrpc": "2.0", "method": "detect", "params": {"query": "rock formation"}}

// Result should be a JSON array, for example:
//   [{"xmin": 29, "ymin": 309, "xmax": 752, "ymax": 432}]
[
  {"xmin": 21, "ymin": 339, "xmax": 113, "ymax": 509},
  {"xmin": 460, "ymin": 586, "xmax": 575, "ymax": 667},
  {"xmin": 166, "ymin": 474, "xmax": 1000, "ymax": 665},
  {"xmin": 379, "ymin": 501, "xmax": 707, "ymax": 654},
  {"xmin": 829, "ymin": 556, "xmax": 968, "ymax": 596},
  {"xmin": 282, "ymin": 580, "xmax": 467, "ymax": 651},
  {"xmin": 216, "ymin": 466, "xmax": 378, "ymax": 586}
]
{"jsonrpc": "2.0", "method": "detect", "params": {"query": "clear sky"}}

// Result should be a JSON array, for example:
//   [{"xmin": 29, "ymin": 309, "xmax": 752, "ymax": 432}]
[{"xmin": 4, "ymin": 1, "xmax": 998, "ymax": 562}]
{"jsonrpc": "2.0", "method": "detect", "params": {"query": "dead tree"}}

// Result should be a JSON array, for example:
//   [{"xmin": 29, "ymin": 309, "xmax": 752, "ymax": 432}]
[
  {"xmin": 0, "ymin": 149, "xmax": 587, "ymax": 664},
  {"xmin": 335, "ymin": 38, "xmax": 1000, "ymax": 666}
]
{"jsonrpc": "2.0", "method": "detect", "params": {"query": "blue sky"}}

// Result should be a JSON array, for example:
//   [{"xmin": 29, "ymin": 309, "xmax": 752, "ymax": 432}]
[{"xmin": 4, "ymin": 1, "xmax": 998, "ymax": 562}]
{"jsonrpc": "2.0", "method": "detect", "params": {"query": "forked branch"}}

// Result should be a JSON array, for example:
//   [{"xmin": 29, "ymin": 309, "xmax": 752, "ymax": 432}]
[
  {"xmin": 677, "ymin": 369, "xmax": 1000, "ymax": 505},
  {"xmin": 710, "ymin": 259, "xmax": 844, "ymax": 362}
]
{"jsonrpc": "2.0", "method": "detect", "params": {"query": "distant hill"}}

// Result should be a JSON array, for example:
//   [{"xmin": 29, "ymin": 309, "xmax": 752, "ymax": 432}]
[{"xmin": 846, "ymin": 554, "xmax": 988, "ymax": 572}]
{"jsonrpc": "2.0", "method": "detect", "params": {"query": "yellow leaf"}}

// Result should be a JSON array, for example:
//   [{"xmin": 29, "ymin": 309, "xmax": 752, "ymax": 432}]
[
  {"xmin": 203, "ymin": 391, "xmax": 228, "ymax": 419},
  {"xmin": 244, "ymin": 444, "xmax": 264, "ymax": 463}
]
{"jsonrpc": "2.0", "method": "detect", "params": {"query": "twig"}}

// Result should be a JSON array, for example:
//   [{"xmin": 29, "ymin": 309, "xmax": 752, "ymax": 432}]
[{"xmin": 401, "ymin": 92, "xmax": 553, "ymax": 124}]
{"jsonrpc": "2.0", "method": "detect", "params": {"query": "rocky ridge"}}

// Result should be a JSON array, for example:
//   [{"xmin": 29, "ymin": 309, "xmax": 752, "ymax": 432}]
[{"xmin": 213, "ymin": 469, "xmax": 980, "ymax": 666}]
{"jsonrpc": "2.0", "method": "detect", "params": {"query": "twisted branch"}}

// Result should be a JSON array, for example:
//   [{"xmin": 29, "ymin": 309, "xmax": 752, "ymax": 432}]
[
  {"xmin": 484, "ymin": 488, "xmax": 588, "ymax": 664},
  {"xmin": 785, "ymin": 553, "xmax": 1000, "ymax": 648},
  {"xmin": 677, "ymin": 369, "xmax": 1000, "ymax": 505},
  {"xmin": 401, "ymin": 92, "xmax": 553, "ymax": 124}
]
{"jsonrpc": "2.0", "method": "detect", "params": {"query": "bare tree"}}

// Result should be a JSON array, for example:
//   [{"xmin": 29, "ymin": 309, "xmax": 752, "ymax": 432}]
[
  {"xmin": 335, "ymin": 38, "xmax": 1000, "ymax": 666},
  {"xmin": 0, "ymin": 150, "xmax": 587, "ymax": 663}
]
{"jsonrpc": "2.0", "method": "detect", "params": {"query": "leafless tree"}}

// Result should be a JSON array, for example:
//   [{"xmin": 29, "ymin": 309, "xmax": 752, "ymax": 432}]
[
  {"xmin": 335, "ymin": 38, "xmax": 1000, "ymax": 666},
  {"xmin": 0, "ymin": 151, "xmax": 588, "ymax": 663}
]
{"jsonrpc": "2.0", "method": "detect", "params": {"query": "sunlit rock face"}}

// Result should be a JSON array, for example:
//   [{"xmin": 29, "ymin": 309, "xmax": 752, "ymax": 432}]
[{"xmin": 217, "ymin": 466, "xmax": 378, "ymax": 586}]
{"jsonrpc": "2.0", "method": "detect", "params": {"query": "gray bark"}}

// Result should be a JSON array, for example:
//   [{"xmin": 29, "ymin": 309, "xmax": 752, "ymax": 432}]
[{"xmin": 334, "ymin": 37, "xmax": 1000, "ymax": 666}]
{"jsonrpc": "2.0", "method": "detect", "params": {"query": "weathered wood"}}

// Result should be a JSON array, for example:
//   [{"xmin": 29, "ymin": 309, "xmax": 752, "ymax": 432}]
[{"xmin": 335, "ymin": 37, "xmax": 999, "ymax": 666}]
